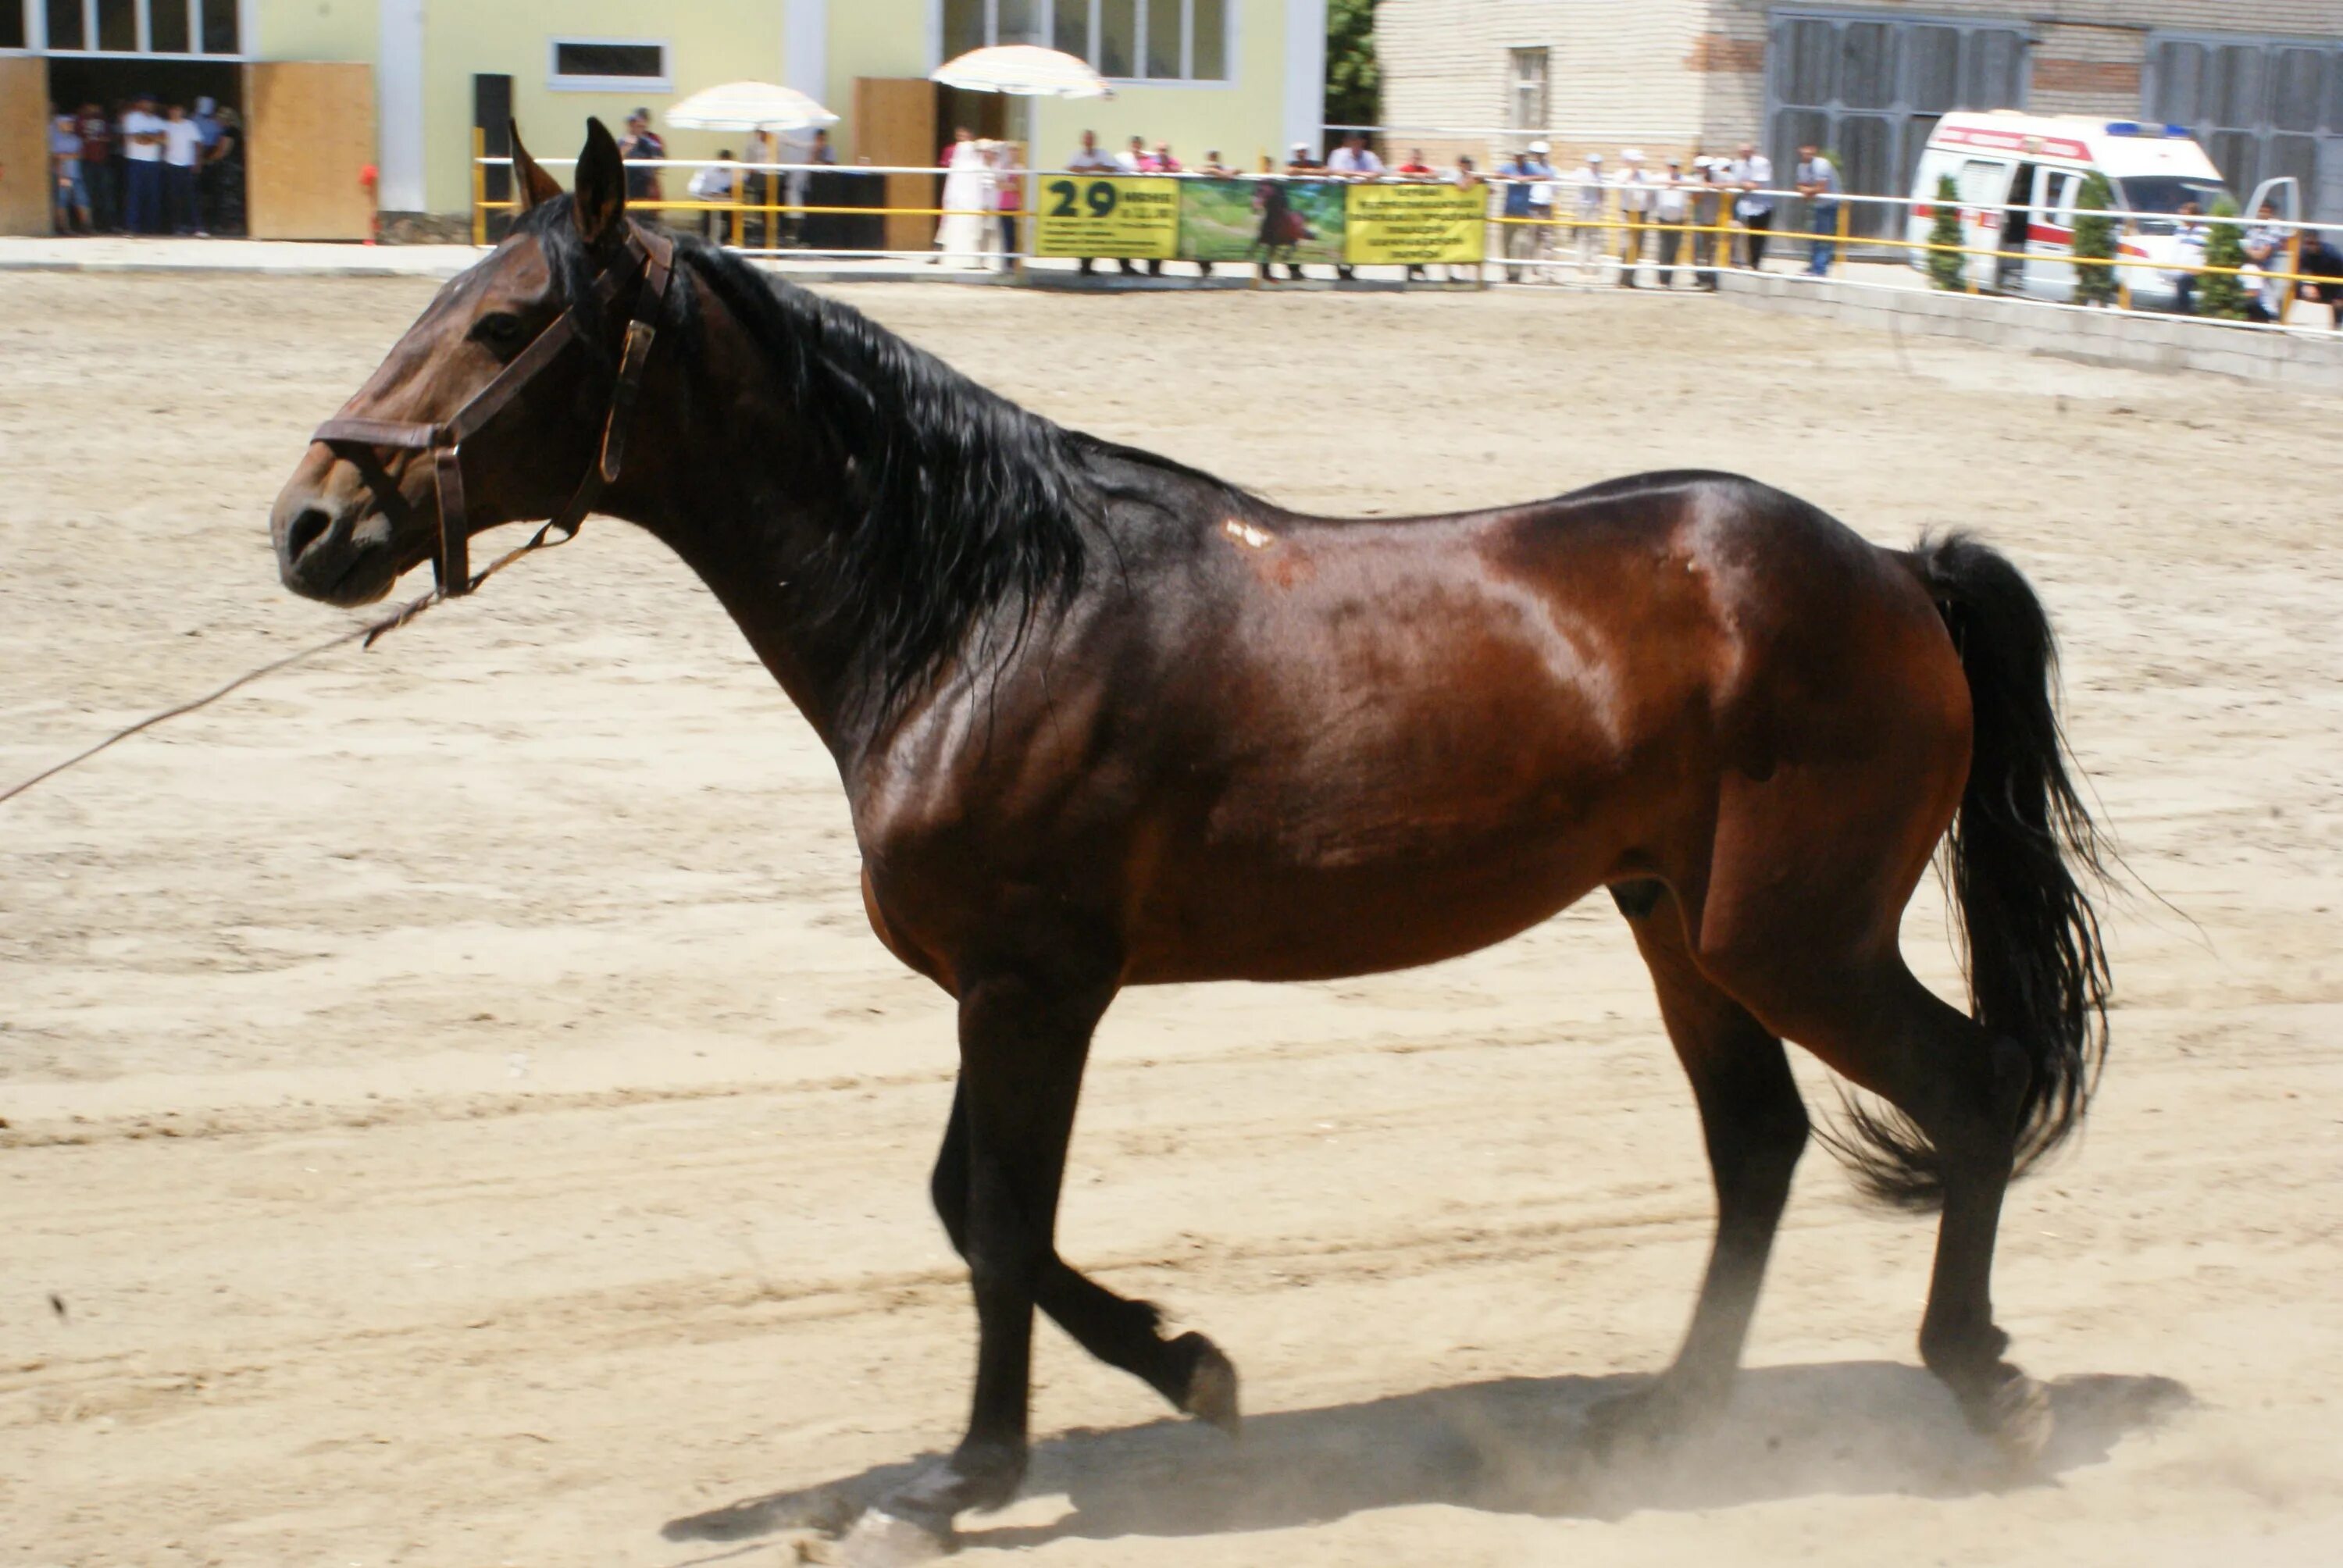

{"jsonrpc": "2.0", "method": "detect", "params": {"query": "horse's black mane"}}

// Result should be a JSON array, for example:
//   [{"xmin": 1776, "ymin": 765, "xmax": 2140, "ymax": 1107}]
[{"xmin": 529, "ymin": 204, "xmax": 1239, "ymax": 718}]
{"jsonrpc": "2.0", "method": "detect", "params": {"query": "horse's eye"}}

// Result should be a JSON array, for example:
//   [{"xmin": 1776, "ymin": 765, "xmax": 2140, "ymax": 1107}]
[{"xmin": 471, "ymin": 312, "xmax": 526, "ymax": 353}]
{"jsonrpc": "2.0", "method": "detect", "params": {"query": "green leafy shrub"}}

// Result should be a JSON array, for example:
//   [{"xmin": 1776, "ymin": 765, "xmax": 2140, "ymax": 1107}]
[
  {"xmin": 1927, "ymin": 174, "xmax": 1966, "ymax": 291},
  {"xmin": 2195, "ymin": 195, "xmax": 2248, "ymax": 319},
  {"xmin": 2070, "ymin": 172, "xmax": 2118, "ymax": 307}
]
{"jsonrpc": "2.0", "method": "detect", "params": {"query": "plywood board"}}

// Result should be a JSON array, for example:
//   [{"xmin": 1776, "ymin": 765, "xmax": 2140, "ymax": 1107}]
[
  {"xmin": 244, "ymin": 62, "xmax": 377, "ymax": 241},
  {"xmin": 0, "ymin": 57, "xmax": 51, "ymax": 237},
  {"xmin": 853, "ymin": 77, "xmax": 937, "ymax": 255}
]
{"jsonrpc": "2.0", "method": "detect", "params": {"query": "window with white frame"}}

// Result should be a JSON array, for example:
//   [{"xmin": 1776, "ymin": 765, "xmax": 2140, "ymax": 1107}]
[
  {"xmin": 1509, "ymin": 48, "xmax": 1550, "ymax": 131},
  {"xmin": 945, "ymin": 0, "xmax": 1229, "ymax": 83},
  {"xmin": 549, "ymin": 37, "xmax": 672, "ymax": 93},
  {"xmin": 22, "ymin": 0, "xmax": 242, "ymax": 55}
]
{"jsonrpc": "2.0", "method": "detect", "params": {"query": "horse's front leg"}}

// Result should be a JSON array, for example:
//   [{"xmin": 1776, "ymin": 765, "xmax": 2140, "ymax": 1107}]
[{"xmin": 856, "ymin": 962, "xmax": 1114, "ymax": 1556}]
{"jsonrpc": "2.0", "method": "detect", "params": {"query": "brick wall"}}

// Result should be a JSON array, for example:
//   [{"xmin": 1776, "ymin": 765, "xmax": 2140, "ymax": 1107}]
[{"xmin": 1376, "ymin": 0, "xmax": 1718, "ymax": 167}]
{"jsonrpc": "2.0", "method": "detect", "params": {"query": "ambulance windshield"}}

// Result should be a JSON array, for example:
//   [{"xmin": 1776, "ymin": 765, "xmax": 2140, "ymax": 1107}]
[{"xmin": 2120, "ymin": 175, "xmax": 2231, "ymax": 231}]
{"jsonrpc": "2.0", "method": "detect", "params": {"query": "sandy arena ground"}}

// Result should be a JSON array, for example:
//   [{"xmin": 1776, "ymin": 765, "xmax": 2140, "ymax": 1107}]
[{"xmin": 4, "ymin": 272, "xmax": 2341, "ymax": 1567}]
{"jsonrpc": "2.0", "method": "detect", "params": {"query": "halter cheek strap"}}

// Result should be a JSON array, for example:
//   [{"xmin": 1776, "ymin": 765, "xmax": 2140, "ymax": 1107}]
[{"xmin": 310, "ymin": 221, "xmax": 677, "ymax": 596}]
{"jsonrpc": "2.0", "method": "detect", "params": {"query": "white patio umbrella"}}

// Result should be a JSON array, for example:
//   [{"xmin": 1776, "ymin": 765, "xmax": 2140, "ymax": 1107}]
[
  {"xmin": 930, "ymin": 45, "xmax": 1111, "ymax": 98},
  {"xmin": 662, "ymin": 81, "xmax": 840, "ymax": 133}
]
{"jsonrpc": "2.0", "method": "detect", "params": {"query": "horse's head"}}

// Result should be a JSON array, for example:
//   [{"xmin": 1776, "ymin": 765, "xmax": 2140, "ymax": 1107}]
[{"xmin": 270, "ymin": 119, "xmax": 653, "ymax": 605}]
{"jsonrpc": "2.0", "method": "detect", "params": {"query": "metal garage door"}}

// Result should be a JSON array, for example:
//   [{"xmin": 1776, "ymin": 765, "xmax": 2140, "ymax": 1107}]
[
  {"xmin": 1767, "ymin": 9, "xmax": 2031, "ymax": 239},
  {"xmin": 2146, "ymin": 33, "xmax": 2343, "ymax": 222}
]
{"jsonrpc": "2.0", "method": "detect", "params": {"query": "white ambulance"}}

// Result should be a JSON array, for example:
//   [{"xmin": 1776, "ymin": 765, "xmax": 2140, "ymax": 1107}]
[{"xmin": 1904, "ymin": 111, "xmax": 2298, "ymax": 310}]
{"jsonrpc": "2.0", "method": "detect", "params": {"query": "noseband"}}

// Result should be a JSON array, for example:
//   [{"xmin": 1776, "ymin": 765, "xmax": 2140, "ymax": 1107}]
[{"xmin": 310, "ymin": 220, "xmax": 676, "ymax": 595}]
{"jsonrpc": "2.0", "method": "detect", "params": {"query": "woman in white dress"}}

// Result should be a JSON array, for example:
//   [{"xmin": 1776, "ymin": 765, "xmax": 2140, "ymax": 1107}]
[{"xmin": 935, "ymin": 127, "xmax": 993, "ymax": 267}]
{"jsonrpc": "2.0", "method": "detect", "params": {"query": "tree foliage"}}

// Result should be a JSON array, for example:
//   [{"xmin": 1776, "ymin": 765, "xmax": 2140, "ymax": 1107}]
[
  {"xmin": 2195, "ymin": 195, "xmax": 2248, "ymax": 319},
  {"xmin": 1927, "ymin": 174, "xmax": 1967, "ymax": 291},
  {"xmin": 2070, "ymin": 171, "xmax": 2118, "ymax": 306},
  {"xmin": 1326, "ymin": 0, "xmax": 1380, "ymax": 141}
]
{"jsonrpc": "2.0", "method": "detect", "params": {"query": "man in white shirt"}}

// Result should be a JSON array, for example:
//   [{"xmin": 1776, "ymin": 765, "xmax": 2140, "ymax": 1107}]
[
  {"xmin": 1728, "ymin": 141, "xmax": 1775, "ymax": 270},
  {"xmin": 1325, "ymin": 133, "xmax": 1385, "ymax": 279},
  {"xmin": 1325, "ymin": 132, "xmax": 1384, "ymax": 180},
  {"xmin": 1516, "ymin": 140, "xmax": 1558, "ymax": 283},
  {"xmin": 1794, "ymin": 141, "xmax": 1842, "ymax": 276},
  {"xmin": 120, "ymin": 93, "xmax": 166, "ymax": 235},
  {"xmin": 1066, "ymin": 130, "xmax": 1118, "ymax": 174},
  {"xmin": 1652, "ymin": 155, "xmax": 1692, "ymax": 288},
  {"xmin": 1613, "ymin": 148, "xmax": 1654, "ymax": 287},
  {"xmin": 1569, "ymin": 149, "xmax": 1606, "ymax": 281},
  {"xmin": 1064, "ymin": 131, "xmax": 1119, "ymax": 276},
  {"xmin": 686, "ymin": 149, "xmax": 739, "ymax": 241},
  {"xmin": 161, "ymin": 103, "xmax": 205, "ymax": 235}
]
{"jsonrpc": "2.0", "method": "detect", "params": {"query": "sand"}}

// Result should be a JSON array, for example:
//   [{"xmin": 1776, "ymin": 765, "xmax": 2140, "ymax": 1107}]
[{"xmin": 3, "ymin": 272, "xmax": 2341, "ymax": 1566}]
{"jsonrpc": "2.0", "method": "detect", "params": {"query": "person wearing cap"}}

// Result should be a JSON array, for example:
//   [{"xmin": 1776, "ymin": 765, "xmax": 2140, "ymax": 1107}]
[
  {"xmin": 1568, "ymin": 149, "xmax": 1607, "ymax": 282},
  {"xmin": 1795, "ymin": 141, "xmax": 1842, "ymax": 276},
  {"xmin": 1691, "ymin": 156, "xmax": 1727, "ymax": 290},
  {"xmin": 1519, "ymin": 140, "xmax": 1559, "ymax": 283},
  {"xmin": 1651, "ymin": 155, "xmax": 1692, "ymax": 287},
  {"xmin": 1613, "ymin": 148, "xmax": 1654, "ymax": 287},
  {"xmin": 619, "ymin": 109, "xmax": 665, "ymax": 206},
  {"xmin": 119, "ymin": 92, "xmax": 166, "ymax": 235},
  {"xmin": 1495, "ymin": 146, "xmax": 1535, "ymax": 282}
]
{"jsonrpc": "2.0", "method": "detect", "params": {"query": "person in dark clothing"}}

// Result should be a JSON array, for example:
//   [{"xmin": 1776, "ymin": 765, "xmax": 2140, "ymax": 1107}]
[
  {"xmin": 2296, "ymin": 227, "xmax": 2343, "ymax": 328},
  {"xmin": 77, "ymin": 104, "xmax": 117, "ymax": 231},
  {"xmin": 618, "ymin": 109, "xmax": 666, "ymax": 207},
  {"xmin": 202, "ymin": 106, "xmax": 245, "ymax": 235}
]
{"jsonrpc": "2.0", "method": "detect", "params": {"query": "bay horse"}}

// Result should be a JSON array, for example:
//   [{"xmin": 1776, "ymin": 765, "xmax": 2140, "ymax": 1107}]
[{"xmin": 269, "ymin": 122, "xmax": 2109, "ymax": 1556}]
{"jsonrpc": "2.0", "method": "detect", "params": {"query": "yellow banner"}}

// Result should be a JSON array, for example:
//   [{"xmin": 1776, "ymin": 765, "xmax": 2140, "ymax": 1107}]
[
  {"xmin": 1032, "ymin": 176, "xmax": 1181, "ymax": 259},
  {"xmin": 1343, "ymin": 183, "xmax": 1489, "ymax": 266}
]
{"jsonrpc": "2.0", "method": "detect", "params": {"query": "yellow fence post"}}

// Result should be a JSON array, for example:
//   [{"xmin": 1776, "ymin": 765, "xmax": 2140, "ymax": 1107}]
[
  {"xmin": 2279, "ymin": 227, "xmax": 2302, "ymax": 326},
  {"xmin": 471, "ymin": 126, "xmax": 487, "ymax": 248}
]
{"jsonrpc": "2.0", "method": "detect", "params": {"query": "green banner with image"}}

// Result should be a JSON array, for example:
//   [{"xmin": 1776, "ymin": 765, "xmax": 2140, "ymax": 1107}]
[{"xmin": 1175, "ymin": 177, "xmax": 1349, "ymax": 266}]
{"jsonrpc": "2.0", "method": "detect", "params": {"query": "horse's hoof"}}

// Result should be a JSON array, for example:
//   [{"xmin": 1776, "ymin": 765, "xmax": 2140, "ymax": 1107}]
[
  {"xmin": 1976, "ymin": 1373, "xmax": 2054, "ymax": 1470},
  {"xmin": 1176, "ymin": 1332, "xmax": 1242, "ymax": 1436},
  {"xmin": 823, "ymin": 1507, "xmax": 954, "ymax": 1567}
]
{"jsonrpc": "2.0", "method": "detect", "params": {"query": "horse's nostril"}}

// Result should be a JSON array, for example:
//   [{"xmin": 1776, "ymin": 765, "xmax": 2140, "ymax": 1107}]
[{"xmin": 286, "ymin": 506, "xmax": 334, "ymax": 563}]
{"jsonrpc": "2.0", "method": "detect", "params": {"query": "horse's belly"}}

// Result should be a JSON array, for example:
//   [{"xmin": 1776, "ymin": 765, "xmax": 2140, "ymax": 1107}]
[{"xmin": 1121, "ymin": 776, "xmax": 1650, "ymax": 984}]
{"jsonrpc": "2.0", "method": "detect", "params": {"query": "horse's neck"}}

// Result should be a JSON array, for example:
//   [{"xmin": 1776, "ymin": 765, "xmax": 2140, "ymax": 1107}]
[{"xmin": 631, "ymin": 299, "xmax": 872, "ymax": 757}]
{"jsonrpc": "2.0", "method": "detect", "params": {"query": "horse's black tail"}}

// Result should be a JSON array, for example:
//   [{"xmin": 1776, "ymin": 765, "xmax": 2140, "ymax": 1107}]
[{"xmin": 1838, "ymin": 534, "xmax": 2113, "ymax": 1209}]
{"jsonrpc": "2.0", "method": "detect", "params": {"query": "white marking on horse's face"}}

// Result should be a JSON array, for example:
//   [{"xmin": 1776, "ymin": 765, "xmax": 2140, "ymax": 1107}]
[{"xmin": 1221, "ymin": 518, "xmax": 1275, "ymax": 550}]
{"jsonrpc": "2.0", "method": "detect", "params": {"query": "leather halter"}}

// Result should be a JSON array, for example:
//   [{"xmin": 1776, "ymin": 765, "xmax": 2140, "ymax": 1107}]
[{"xmin": 310, "ymin": 220, "xmax": 676, "ymax": 596}]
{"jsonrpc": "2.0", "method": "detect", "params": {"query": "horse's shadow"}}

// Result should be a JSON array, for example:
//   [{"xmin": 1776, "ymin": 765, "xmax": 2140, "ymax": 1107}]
[{"xmin": 663, "ymin": 1362, "xmax": 2189, "ymax": 1555}]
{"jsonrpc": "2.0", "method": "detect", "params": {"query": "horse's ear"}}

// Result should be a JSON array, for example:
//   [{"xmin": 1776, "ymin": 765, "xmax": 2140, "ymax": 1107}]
[
  {"xmin": 509, "ymin": 123, "xmax": 562, "ymax": 212},
  {"xmin": 573, "ymin": 118, "xmax": 628, "ymax": 246}
]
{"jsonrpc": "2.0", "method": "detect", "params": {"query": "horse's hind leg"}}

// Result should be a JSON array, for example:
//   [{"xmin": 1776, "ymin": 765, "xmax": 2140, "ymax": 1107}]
[
  {"xmin": 1693, "ymin": 779, "xmax": 2052, "ymax": 1459},
  {"xmin": 1758, "ymin": 960, "xmax": 2048, "ymax": 1457},
  {"xmin": 1589, "ymin": 881, "xmax": 1809, "ymax": 1447},
  {"xmin": 931, "ymin": 1082, "xmax": 1239, "ymax": 1431}
]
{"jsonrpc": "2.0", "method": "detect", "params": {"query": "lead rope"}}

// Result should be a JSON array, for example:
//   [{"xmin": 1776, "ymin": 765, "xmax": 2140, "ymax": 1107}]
[
  {"xmin": 0, "ymin": 523, "xmax": 575, "ymax": 809},
  {"xmin": 7, "ymin": 223, "xmax": 672, "ymax": 811}
]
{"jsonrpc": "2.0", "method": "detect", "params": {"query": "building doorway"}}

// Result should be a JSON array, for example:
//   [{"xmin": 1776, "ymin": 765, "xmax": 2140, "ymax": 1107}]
[{"xmin": 46, "ymin": 56, "xmax": 246, "ymax": 233}]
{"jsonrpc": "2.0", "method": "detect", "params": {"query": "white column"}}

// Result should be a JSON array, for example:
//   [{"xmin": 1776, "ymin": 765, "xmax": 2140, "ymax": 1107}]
[
  {"xmin": 785, "ymin": 0, "xmax": 829, "ymax": 105},
  {"xmin": 376, "ymin": 0, "xmax": 426, "ymax": 211},
  {"xmin": 1282, "ymin": 0, "xmax": 1327, "ymax": 159}
]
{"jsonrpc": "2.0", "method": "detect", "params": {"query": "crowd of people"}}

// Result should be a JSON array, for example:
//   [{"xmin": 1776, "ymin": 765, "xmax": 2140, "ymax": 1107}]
[
  {"xmin": 47, "ymin": 94, "xmax": 245, "ymax": 237},
  {"xmin": 2160, "ymin": 198, "xmax": 2343, "ymax": 323}
]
